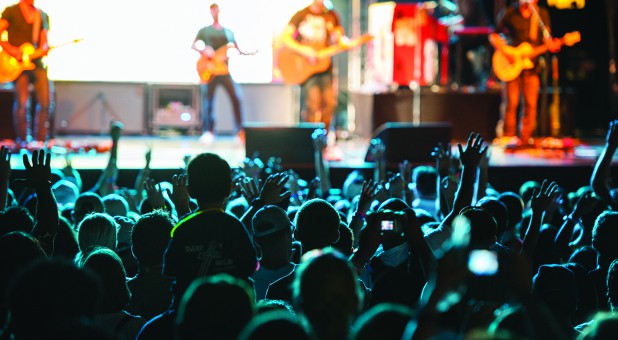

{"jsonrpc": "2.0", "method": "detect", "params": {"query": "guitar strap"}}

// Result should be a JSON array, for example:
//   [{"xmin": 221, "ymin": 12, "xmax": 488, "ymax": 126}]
[{"xmin": 529, "ymin": 11, "xmax": 538, "ymax": 42}]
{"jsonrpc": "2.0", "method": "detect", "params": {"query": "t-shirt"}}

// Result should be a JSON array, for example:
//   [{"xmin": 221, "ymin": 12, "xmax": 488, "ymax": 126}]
[
  {"xmin": 195, "ymin": 25, "xmax": 235, "ymax": 51},
  {"xmin": 495, "ymin": 4, "xmax": 552, "ymax": 63},
  {"xmin": 1, "ymin": 4, "xmax": 50, "ymax": 68},
  {"xmin": 251, "ymin": 262, "xmax": 296, "ymax": 301},
  {"xmin": 288, "ymin": 6, "xmax": 340, "ymax": 49},
  {"xmin": 163, "ymin": 209, "xmax": 257, "ymax": 294}
]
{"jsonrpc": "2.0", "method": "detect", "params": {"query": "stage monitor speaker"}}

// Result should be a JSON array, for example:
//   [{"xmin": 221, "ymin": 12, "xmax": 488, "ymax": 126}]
[
  {"xmin": 365, "ymin": 122, "xmax": 452, "ymax": 165},
  {"xmin": 244, "ymin": 122, "xmax": 325, "ymax": 167},
  {"xmin": 55, "ymin": 81, "xmax": 146, "ymax": 135}
]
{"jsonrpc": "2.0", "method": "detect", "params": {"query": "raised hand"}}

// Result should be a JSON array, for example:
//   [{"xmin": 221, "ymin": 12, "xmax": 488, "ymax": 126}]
[
  {"xmin": 432, "ymin": 143, "xmax": 454, "ymax": 177},
  {"xmin": 369, "ymin": 138, "xmax": 386, "ymax": 161},
  {"xmin": 238, "ymin": 176, "xmax": 261, "ymax": 203},
  {"xmin": 387, "ymin": 173, "xmax": 406, "ymax": 200},
  {"xmin": 0, "ymin": 146, "xmax": 11, "ymax": 184},
  {"xmin": 457, "ymin": 132, "xmax": 488, "ymax": 168},
  {"xmin": 530, "ymin": 180, "xmax": 560, "ymax": 214},
  {"xmin": 110, "ymin": 120, "xmax": 124, "ymax": 143},
  {"xmin": 259, "ymin": 172, "xmax": 291, "ymax": 205},
  {"xmin": 22, "ymin": 149, "xmax": 51, "ymax": 188},
  {"xmin": 312, "ymin": 128, "xmax": 328, "ymax": 152},
  {"xmin": 358, "ymin": 180, "xmax": 379, "ymax": 214},
  {"xmin": 144, "ymin": 177, "xmax": 167, "ymax": 209},
  {"xmin": 242, "ymin": 156, "xmax": 264, "ymax": 182},
  {"xmin": 171, "ymin": 173, "xmax": 191, "ymax": 216}
]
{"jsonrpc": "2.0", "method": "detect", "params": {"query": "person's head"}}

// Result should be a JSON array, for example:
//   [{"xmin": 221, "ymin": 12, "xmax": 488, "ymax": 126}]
[
  {"xmin": 131, "ymin": 210, "xmax": 174, "ymax": 267},
  {"xmin": 477, "ymin": 196, "xmax": 508, "ymax": 239},
  {"xmin": 7, "ymin": 258, "xmax": 102, "ymax": 338},
  {"xmin": 532, "ymin": 264, "xmax": 578, "ymax": 319},
  {"xmin": 412, "ymin": 165, "xmax": 438, "ymax": 199},
  {"xmin": 252, "ymin": 205, "xmax": 294, "ymax": 263},
  {"xmin": 294, "ymin": 199, "xmax": 340, "ymax": 252},
  {"xmin": 292, "ymin": 248, "xmax": 363, "ymax": 340},
  {"xmin": 519, "ymin": 180, "xmax": 540, "ymax": 206},
  {"xmin": 0, "ymin": 232, "xmax": 46, "ymax": 306},
  {"xmin": 79, "ymin": 247, "xmax": 130, "ymax": 313},
  {"xmin": 607, "ymin": 259, "xmax": 618, "ymax": 312},
  {"xmin": 377, "ymin": 198, "xmax": 410, "ymax": 250},
  {"xmin": 210, "ymin": 3, "xmax": 219, "ymax": 20},
  {"xmin": 52, "ymin": 179, "xmax": 80, "ymax": 209},
  {"xmin": 101, "ymin": 194, "xmax": 129, "ymax": 217},
  {"xmin": 460, "ymin": 206, "xmax": 497, "ymax": 249},
  {"xmin": 175, "ymin": 273, "xmax": 255, "ymax": 340},
  {"xmin": 568, "ymin": 246, "xmax": 598, "ymax": 273},
  {"xmin": 0, "ymin": 205, "xmax": 35, "ymax": 236},
  {"xmin": 72, "ymin": 192, "xmax": 105, "ymax": 227},
  {"xmin": 592, "ymin": 211, "xmax": 618, "ymax": 267},
  {"xmin": 333, "ymin": 222, "xmax": 354, "ymax": 257},
  {"xmin": 342, "ymin": 170, "xmax": 365, "ymax": 199},
  {"xmin": 53, "ymin": 216, "xmax": 80, "ymax": 260},
  {"xmin": 497, "ymin": 191, "xmax": 524, "ymax": 233},
  {"xmin": 239, "ymin": 311, "xmax": 310, "ymax": 340},
  {"xmin": 77, "ymin": 213, "xmax": 119, "ymax": 253},
  {"xmin": 350, "ymin": 303, "xmax": 414, "ymax": 340},
  {"xmin": 186, "ymin": 153, "xmax": 232, "ymax": 205}
]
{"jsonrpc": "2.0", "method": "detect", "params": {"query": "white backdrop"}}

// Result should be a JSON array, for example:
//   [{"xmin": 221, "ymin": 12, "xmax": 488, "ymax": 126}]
[{"xmin": 0, "ymin": 0, "xmax": 312, "ymax": 83}]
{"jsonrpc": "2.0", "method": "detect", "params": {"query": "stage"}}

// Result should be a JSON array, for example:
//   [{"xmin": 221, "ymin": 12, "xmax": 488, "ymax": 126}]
[{"xmin": 3, "ymin": 133, "xmax": 612, "ymax": 196}]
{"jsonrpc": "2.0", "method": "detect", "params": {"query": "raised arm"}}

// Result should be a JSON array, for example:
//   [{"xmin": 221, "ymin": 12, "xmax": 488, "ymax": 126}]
[
  {"xmin": 0, "ymin": 146, "xmax": 11, "ymax": 210},
  {"xmin": 24, "ymin": 150, "xmax": 58, "ymax": 256},
  {"xmin": 591, "ymin": 120, "xmax": 618, "ymax": 209},
  {"xmin": 441, "ymin": 133, "xmax": 487, "ymax": 227},
  {"xmin": 312, "ymin": 129, "xmax": 332, "ymax": 197},
  {"xmin": 90, "ymin": 121, "xmax": 123, "ymax": 195},
  {"xmin": 521, "ymin": 180, "xmax": 559, "ymax": 255}
]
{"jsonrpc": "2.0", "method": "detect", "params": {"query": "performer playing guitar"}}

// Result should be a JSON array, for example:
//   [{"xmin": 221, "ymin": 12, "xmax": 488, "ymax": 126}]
[
  {"xmin": 489, "ymin": 0, "xmax": 563, "ymax": 147},
  {"xmin": 0, "ymin": 0, "xmax": 51, "ymax": 143},
  {"xmin": 280, "ymin": 0, "xmax": 350, "ymax": 144}
]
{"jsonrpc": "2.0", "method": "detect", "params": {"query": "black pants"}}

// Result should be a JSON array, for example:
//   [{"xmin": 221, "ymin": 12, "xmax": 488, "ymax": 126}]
[{"xmin": 200, "ymin": 74, "xmax": 243, "ymax": 133}]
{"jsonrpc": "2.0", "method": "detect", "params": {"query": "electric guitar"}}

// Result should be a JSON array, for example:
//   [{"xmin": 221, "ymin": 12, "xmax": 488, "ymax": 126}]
[
  {"xmin": 492, "ymin": 31, "xmax": 580, "ymax": 82},
  {"xmin": 0, "ymin": 39, "xmax": 82, "ymax": 83},
  {"xmin": 277, "ymin": 33, "xmax": 373, "ymax": 85},
  {"xmin": 196, "ymin": 45, "xmax": 257, "ymax": 84}
]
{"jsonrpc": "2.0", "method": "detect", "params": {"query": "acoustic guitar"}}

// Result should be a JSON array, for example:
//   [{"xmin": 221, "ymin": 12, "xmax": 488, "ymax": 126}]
[
  {"xmin": 0, "ymin": 39, "xmax": 82, "ymax": 83},
  {"xmin": 492, "ymin": 31, "xmax": 580, "ymax": 82},
  {"xmin": 277, "ymin": 33, "xmax": 373, "ymax": 85}
]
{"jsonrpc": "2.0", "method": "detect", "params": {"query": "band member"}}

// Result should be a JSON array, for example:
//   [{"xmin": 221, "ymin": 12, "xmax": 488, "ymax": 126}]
[
  {"xmin": 281, "ymin": 0, "xmax": 349, "ymax": 135},
  {"xmin": 193, "ymin": 3, "xmax": 245, "ymax": 144},
  {"xmin": 489, "ymin": 0, "xmax": 560, "ymax": 146},
  {"xmin": 0, "ymin": 0, "xmax": 51, "ymax": 143}
]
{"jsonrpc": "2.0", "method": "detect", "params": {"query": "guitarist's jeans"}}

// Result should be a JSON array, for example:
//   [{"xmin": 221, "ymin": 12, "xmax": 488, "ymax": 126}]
[
  {"xmin": 504, "ymin": 70, "xmax": 540, "ymax": 142},
  {"xmin": 14, "ymin": 68, "xmax": 50, "ymax": 142},
  {"xmin": 200, "ymin": 74, "xmax": 243, "ymax": 134}
]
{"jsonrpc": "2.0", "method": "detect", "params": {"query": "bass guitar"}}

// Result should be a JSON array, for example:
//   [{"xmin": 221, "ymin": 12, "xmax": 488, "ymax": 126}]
[
  {"xmin": 492, "ymin": 31, "xmax": 580, "ymax": 82},
  {"xmin": 277, "ymin": 33, "xmax": 373, "ymax": 85},
  {"xmin": 0, "ymin": 39, "xmax": 82, "ymax": 83}
]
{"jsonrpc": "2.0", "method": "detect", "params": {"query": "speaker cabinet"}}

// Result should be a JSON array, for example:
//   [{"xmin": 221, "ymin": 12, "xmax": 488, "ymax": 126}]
[
  {"xmin": 244, "ymin": 123, "xmax": 325, "ymax": 167},
  {"xmin": 55, "ymin": 81, "xmax": 146, "ymax": 135},
  {"xmin": 365, "ymin": 122, "xmax": 452, "ymax": 165}
]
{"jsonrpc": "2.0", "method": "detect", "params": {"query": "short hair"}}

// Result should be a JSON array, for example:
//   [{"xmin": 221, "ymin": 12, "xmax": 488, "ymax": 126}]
[
  {"xmin": 477, "ymin": 196, "xmax": 509, "ymax": 238},
  {"xmin": 608, "ymin": 259, "xmax": 618, "ymax": 311},
  {"xmin": 460, "ymin": 206, "xmax": 497, "ymax": 247},
  {"xmin": 294, "ymin": 199, "xmax": 340, "ymax": 251},
  {"xmin": 131, "ymin": 210, "xmax": 174, "ymax": 266},
  {"xmin": 497, "ymin": 191, "xmax": 524, "ymax": 230},
  {"xmin": 102, "ymin": 194, "xmax": 130, "ymax": 217},
  {"xmin": 176, "ymin": 273, "xmax": 255, "ymax": 340},
  {"xmin": 210, "ymin": 3, "xmax": 219, "ymax": 9},
  {"xmin": 186, "ymin": 153, "xmax": 231, "ymax": 204},
  {"xmin": 412, "ymin": 165, "xmax": 437, "ymax": 197},
  {"xmin": 73, "ymin": 192, "xmax": 105, "ymax": 225},
  {"xmin": 350, "ymin": 303, "xmax": 414, "ymax": 340},
  {"xmin": 0, "ymin": 205, "xmax": 35, "ymax": 236},
  {"xmin": 77, "ymin": 213, "xmax": 119, "ymax": 253},
  {"xmin": 592, "ymin": 211, "xmax": 618, "ymax": 260}
]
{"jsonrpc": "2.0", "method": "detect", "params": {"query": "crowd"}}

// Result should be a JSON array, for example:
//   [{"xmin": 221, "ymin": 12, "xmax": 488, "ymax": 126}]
[{"xmin": 2, "ymin": 120, "xmax": 618, "ymax": 340}]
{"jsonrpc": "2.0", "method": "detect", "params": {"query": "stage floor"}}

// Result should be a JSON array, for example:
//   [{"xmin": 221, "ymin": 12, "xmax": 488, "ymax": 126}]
[{"xmin": 2, "ymin": 134, "xmax": 612, "ymax": 193}]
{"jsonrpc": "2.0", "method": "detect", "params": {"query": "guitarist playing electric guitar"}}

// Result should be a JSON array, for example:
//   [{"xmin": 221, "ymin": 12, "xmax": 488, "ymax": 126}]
[
  {"xmin": 280, "ymin": 0, "xmax": 349, "ymax": 154},
  {"xmin": 489, "ymin": 0, "xmax": 562, "ymax": 147},
  {"xmin": 192, "ymin": 3, "xmax": 249, "ymax": 144},
  {"xmin": 0, "ymin": 0, "xmax": 52, "ymax": 143}
]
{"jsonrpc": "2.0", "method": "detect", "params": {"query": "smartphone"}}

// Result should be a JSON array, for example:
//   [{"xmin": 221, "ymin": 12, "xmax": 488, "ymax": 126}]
[
  {"xmin": 468, "ymin": 249, "xmax": 498, "ymax": 276},
  {"xmin": 381, "ymin": 220, "xmax": 395, "ymax": 231}
]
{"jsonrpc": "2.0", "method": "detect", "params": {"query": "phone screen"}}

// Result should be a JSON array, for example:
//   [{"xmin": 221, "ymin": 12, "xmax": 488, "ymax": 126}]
[
  {"xmin": 381, "ymin": 220, "xmax": 395, "ymax": 231},
  {"xmin": 468, "ymin": 249, "xmax": 498, "ymax": 276}
]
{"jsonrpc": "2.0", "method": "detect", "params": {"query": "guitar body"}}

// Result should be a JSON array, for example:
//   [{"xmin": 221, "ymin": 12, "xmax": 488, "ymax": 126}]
[
  {"xmin": 277, "ymin": 47, "xmax": 332, "ymax": 85},
  {"xmin": 0, "ymin": 43, "xmax": 37, "ymax": 83},
  {"xmin": 278, "ymin": 33, "xmax": 373, "ymax": 85},
  {"xmin": 196, "ymin": 45, "xmax": 230, "ymax": 84},
  {"xmin": 492, "ymin": 42, "xmax": 535, "ymax": 82}
]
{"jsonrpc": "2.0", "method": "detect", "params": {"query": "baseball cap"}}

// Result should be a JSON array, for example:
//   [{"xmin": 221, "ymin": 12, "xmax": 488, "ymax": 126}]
[{"xmin": 252, "ymin": 205, "xmax": 293, "ymax": 238}]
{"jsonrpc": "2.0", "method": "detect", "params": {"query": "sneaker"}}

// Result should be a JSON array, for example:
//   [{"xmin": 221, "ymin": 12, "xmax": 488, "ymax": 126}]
[{"xmin": 199, "ymin": 131, "xmax": 215, "ymax": 144}]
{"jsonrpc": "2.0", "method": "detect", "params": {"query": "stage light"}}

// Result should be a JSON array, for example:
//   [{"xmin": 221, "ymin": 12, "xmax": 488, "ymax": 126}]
[
  {"xmin": 180, "ymin": 112, "xmax": 192, "ymax": 122},
  {"xmin": 547, "ymin": 0, "xmax": 585, "ymax": 9}
]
